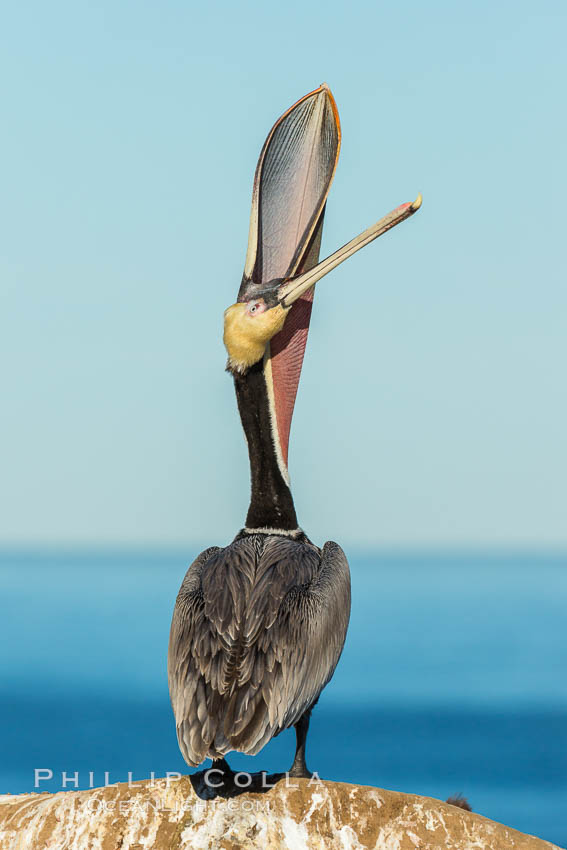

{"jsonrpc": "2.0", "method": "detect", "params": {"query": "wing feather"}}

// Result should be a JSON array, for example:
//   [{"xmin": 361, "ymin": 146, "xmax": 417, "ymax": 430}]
[{"xmin": 168, "ymin": 536, "xmax": 350, "ymax": 766}]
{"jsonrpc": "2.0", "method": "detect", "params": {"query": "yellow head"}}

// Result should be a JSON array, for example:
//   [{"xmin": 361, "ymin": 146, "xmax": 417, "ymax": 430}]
[{"xmin": 223, "ymin": 299, "xmax": 289, "ymax": 373}]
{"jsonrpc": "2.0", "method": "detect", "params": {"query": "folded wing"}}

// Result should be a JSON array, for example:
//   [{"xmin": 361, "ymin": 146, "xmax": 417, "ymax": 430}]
[{"xmin": 168, "ymin": 535, "xmax": 350, "ymax": 766}]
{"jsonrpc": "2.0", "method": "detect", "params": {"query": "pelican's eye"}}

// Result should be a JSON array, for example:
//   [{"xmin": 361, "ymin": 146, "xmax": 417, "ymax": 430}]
[{"xmin": 247, "ymin": 301, "xmax": 265, "ymax": 316}]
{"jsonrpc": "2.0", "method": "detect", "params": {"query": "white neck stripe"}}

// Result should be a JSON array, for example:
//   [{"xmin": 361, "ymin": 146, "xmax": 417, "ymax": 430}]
[
  {"xmin": 243, "ymin": 526, "xmax": 302, "ymax": 538},
  {"xmin": 263, "ymin": 346, "xmax": 291, "ymax": 486}
]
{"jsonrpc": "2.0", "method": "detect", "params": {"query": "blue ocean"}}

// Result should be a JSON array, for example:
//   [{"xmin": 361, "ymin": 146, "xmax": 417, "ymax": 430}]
[{"xmin": 1, "ymin": 548, "xmax": 565, "ymax": 846}]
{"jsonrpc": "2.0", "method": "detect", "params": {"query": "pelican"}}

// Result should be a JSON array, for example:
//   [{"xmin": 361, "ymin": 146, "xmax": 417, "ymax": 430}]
[{"xmin": 168, "ymin": 84, "xmax": 421, "ymax": 784}]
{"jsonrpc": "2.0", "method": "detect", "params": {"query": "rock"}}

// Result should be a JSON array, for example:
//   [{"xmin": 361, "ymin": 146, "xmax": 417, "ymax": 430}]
[{"xmin": 0, "ymin": 775, "xmax": 559, "ymax": 849}]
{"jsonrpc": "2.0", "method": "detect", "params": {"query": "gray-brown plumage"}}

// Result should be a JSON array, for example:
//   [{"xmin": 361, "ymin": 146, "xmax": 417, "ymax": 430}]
[{"xmin": 169, "ymin": 534, "xmax": 350, "ymax": 767}]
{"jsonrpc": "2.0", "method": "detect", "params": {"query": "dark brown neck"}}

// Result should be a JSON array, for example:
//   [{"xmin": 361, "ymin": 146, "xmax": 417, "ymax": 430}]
[{"xmin": 233, "ymin": 359, "xmax": 298, "ymax": 531}]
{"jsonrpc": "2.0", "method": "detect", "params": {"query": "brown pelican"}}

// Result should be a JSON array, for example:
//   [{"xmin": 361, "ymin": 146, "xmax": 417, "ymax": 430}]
[{"xmin": 168, "ymin": 84, "xmax": 421, "ymax": 784}]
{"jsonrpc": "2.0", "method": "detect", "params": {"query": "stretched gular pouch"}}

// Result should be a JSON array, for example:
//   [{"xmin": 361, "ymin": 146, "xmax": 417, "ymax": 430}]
[
  {"xmin": 227, "ymin": 85, "xmax": 341, "ymax": 473},
  {"xmin": 223, "ymin": 84, "xmax": 422, "ymax": 476}
]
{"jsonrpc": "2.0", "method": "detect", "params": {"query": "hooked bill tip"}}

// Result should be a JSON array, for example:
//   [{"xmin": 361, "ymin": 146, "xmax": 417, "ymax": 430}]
[{"xmin": 411, "ymin": 192, "xmax": 423, "ymax": 211}]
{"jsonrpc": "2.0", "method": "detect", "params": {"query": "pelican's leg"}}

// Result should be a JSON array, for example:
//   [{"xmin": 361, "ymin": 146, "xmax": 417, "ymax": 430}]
[{"xmin": 288, "ymin": 709, "xmax": 313, "ymax": 778}]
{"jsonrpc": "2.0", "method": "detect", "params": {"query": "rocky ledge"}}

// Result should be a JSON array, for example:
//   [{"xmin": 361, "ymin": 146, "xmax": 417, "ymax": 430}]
[{"xmin": 0, "ymin": 775, "xmax": 560, "ymax": 849}]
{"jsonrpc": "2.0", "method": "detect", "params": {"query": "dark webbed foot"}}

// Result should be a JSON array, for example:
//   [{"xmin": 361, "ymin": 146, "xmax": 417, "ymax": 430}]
[
  {"xmin": 190, "ymin": 757, "xmax": 234, "ymax": 799},
  {"xmin": 190, "ymin": 757, "xmax": 285, "ymax": 799}
]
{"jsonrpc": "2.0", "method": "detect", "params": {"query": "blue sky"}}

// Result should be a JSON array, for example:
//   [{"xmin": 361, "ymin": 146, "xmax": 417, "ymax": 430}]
[{"xmin": 1, "ymin": 0, "xmax": 565, "ymax": 547}]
